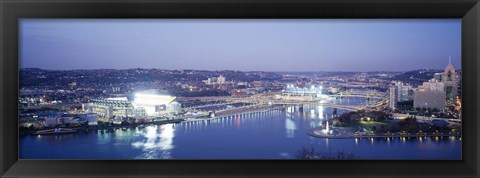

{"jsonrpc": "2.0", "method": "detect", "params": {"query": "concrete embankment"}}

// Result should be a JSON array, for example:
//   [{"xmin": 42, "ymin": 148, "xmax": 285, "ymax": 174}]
[{"xmin": 308, "ymin": 129, "xmax": 461, "ymax": 139}]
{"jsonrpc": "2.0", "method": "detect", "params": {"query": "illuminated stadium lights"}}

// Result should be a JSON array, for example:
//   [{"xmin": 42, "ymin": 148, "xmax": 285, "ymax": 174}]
[
  {"xmin": 131, "ymin": 91, "xmax": 180, "ymax": 117},
  {"xmin": 133, "ymin": 94, "xmax": 175, "ymax": 105},
  {"xmin": 282, "ymin": 84, "xmax": 329, "ymax": 100},
  {"xmin": 131, "ymin": 92, "xmax": 177, "ymax": 116},
  {"xmin": 86, "ymin": 90, "xmax": 181, "ymax": 119}
]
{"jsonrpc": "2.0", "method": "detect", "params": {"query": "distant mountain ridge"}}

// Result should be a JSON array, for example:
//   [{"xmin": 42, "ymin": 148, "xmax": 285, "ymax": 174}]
[{"xmin": 389, "ymin": 69, "xmax": 444, "ymax": 86}]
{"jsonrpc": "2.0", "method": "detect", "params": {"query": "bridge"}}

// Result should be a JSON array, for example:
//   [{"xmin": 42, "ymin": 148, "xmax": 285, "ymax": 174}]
[
  {"xmin": 187, "ymin": 100, "xmax": 382, "ymax": 115},
  {"xmin": 177, "ymin": 90, "xmax": 386, "ymax": 103},
  {"xmin": 185, "ymin": 102, "xmax": 238, "ymax": 109},
  {"xmin": 176, "ymin": 96, "xmax": 239, "ymax": 102},
  {"xmin": 181, "ymin": 97, "xmax": 387, "ymax": 113},
  {"xmin": 329, "ymin": 94, "xmax": 383, "ymax": 99},
  {"xmin": 178, "ymin": 90, "xmax": 388, "ymax": 114},
  {"xmin": 271, "ymin": 101, "xmax": 374, "ymax": 111},
  {"xmin": 329, "ymin": 90, "xmax": 386, "ymax": 99}
]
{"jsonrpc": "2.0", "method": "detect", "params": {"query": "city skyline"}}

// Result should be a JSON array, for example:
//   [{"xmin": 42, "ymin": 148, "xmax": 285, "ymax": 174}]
[
  {"xmin": 20, "ymin": 19, "xmax": 461, "ymax": 72},
  {"xmin": 19, "ymin": 19, "xmax": 463, "ymax": 160},
  {"xmin": 19, "ymin": 66, "xmax": 460, "ymax": 73}
]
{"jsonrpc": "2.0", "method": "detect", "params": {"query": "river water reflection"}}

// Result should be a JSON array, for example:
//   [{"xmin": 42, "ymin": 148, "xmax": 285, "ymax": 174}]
[{"xmin": 20, "ymin": 97, "xmax": 461, "ymax": 159}]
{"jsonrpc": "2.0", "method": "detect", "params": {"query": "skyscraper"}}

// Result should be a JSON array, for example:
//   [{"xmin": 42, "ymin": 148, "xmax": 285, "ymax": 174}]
[
  {"xmin": 389, "ymin": 81, "xmax": 413, "ymax": 110},
  {"xmin": 442, "ymin": 57, "xmax": 458, "ymax": 102},
  {"xmin": 389, "ymin": 84, "xmax": 397, "ymax": 110}
]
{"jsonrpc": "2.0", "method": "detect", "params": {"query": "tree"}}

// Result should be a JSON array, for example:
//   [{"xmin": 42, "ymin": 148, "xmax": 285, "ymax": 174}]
[
  {"xmin": 296, "ymin": 147, "xmax": 319, "ymax": 159},
  {"xmin": 296, "ymin": 147, "xmax": 356, "ymax": 160},
  {"xmin": 379, "ymin": 125, "xmax": 385, "ymax": 132}
]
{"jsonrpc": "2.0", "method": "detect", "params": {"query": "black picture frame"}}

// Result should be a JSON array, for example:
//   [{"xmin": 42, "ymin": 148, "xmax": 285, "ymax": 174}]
[{"xmin": 1, "ymin": 0, "xmax": 479, "ymax": 177}]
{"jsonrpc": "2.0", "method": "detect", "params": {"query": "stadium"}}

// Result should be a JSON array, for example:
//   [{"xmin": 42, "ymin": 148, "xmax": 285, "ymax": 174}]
[{"xmin": 83, "ymin": 89, "xmax": 181, "ymax": 119}]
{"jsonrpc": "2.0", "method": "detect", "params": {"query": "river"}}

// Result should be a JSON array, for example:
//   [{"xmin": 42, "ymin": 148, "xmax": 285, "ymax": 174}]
[{"xmin": 19, "ymin": 96, "xmax": 461, "ymax": 159}]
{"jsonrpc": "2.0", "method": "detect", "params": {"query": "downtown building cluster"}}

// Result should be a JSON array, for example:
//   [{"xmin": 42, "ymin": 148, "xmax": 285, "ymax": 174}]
[{"xmin": 389, "ymin": 60, "xmax": 459, "ymax": 111}]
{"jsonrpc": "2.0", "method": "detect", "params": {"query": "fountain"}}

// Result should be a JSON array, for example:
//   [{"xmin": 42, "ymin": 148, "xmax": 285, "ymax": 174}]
[{"xmin": 321, "ymin": 121, "xmax": 333, "ymax": 135}]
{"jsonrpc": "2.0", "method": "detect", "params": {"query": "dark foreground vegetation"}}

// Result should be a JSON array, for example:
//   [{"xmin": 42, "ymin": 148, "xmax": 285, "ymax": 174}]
[{"xmin": 296, "ymin": 147, "xmax": 356, "ymax": 160}]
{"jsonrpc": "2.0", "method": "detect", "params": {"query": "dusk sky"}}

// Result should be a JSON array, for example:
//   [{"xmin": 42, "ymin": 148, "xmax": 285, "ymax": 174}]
[{"xmin": 20, "ymin": 19, "xmax": 461, "ymax": 72}]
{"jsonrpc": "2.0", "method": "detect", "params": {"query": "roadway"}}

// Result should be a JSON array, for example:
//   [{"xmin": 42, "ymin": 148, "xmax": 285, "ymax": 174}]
[{"xmin": 392, "ymin": 113, "xmax": 461, "ymax": 126}]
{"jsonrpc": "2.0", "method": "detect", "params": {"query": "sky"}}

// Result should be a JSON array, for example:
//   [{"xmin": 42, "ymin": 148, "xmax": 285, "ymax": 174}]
[{"xmin": 20, "ymin": 19, "xmax": 461, "ymax": 72}]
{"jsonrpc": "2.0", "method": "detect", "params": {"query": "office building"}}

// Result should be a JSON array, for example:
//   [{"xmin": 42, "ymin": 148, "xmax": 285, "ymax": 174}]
[
  {"xmin": 204, "ymin": 75, "xmax": 227, "ymax": 85},
  {"xmin": 389, "ymin": 81, "xmax": 413, "ymax": 110},
  {"xmin": 413, "ymin": 79, "xmax": 446, "ymax": 110},
  {"xmin": 442, "ymin": 57, "xmax": 459, "ymax": 102},
  {"xmin": 389, "ymin": 84, "xmax": 397, "ymax": 110}
]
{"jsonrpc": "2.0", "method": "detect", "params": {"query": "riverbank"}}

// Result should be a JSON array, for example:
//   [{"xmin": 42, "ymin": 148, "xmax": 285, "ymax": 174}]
[
  {"xmin": 21, "ymin": 119, "xmax": 184, "ymax": 136},
  {"xmin": 308, "ymin": 129, "xmax": 461, "ymax": 139}
]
